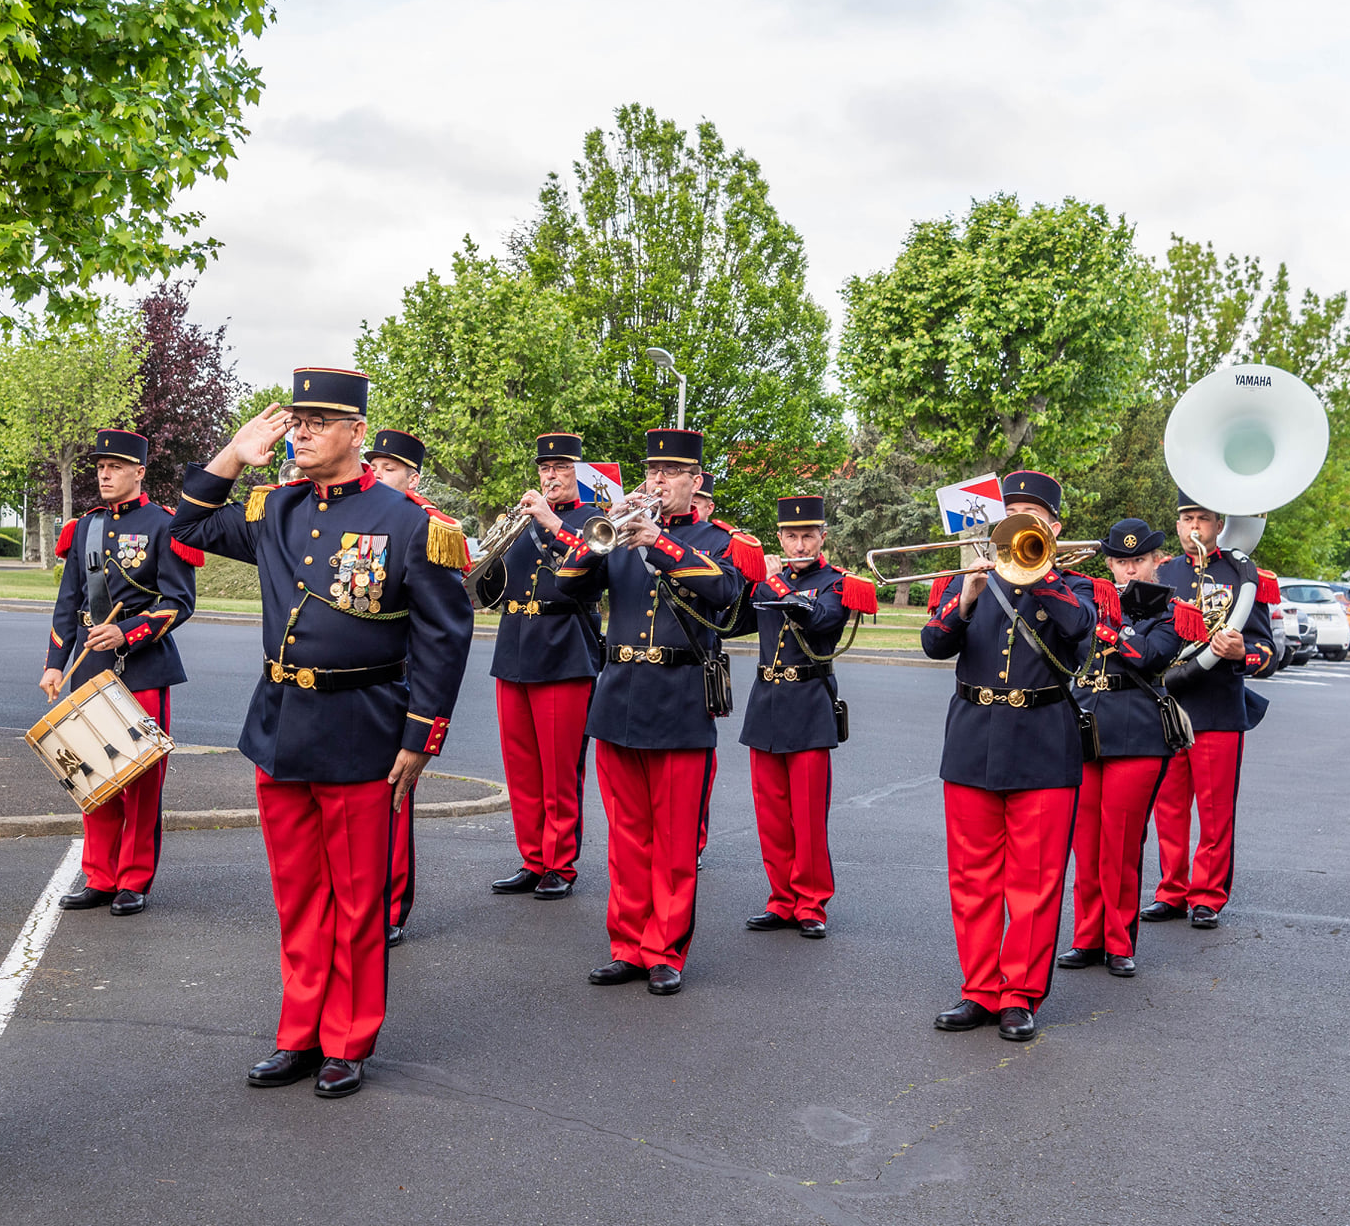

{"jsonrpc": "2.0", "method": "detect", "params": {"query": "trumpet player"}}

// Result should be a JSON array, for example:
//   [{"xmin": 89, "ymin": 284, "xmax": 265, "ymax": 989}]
[
  {"xmin": 555, "ymin": 428, "xmax": 765, "ymax": 995},
  {"xmin": 922, "ymin": 470, "xmax": 1097, "ymax": 1042},
  {"xmin": 488, "ymin": 433, "xmax": 606, "ymax": 900},
  {"xmin": 1141, "ymin": 492, "xmax": 1276, "ymax": 930}
]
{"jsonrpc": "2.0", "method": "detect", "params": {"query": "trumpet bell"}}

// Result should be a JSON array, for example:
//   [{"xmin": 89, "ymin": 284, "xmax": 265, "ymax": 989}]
[
  {"xmin": 990, "ymin": 514, "xmax": 1057, "ymax": 585},
  {"xmin": 581, "ymin": 517, "xmax": 620, "ymax": 555},
  {"xmin": 1165, "ymin": 363, "xmax": 1328, "ymax": 518}
]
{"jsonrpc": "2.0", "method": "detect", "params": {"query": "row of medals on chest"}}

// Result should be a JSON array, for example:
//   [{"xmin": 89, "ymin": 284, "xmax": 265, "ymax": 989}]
[{"xmin": 328, "ymin": 554, "xmax": 386, "ymax": 612}]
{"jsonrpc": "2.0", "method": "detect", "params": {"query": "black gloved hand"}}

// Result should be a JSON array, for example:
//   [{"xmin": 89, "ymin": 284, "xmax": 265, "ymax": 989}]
[{"xmin": 753, "ymin": 593, "xmax": 814, "ymax": 624}]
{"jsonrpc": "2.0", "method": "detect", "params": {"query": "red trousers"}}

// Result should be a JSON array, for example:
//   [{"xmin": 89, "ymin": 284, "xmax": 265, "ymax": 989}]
[
  {"xmin": 82, "ymin": 687, "xmax": 169, "ymax": 895},
  {"xmin": 944, "ymin": 782, "xmax": 1077, "ymax": 1013},
  {"xmin": 749, "ymin": 747, "xmax": 834, "ymax": 924},
  {"xmin": 255, "ymin": 768, "xmax": 393, "ymax": 1060},
  {"xmin": 387, "ymin": 791, "xmax": 414, "ymax": 928},
  {"xmin": 1071, "ymin": 757, "xmax": 1168, "ymax": 956},
  {"xmin": 595, "ymin": 741, "xmax": 714, "ymax": 971},
  {"xmin": 697, "ymin": 750, "xmax": 716, "ymax": 857},
  {"xmin": 1152, "ymin": 730, "xmax": 1243, "ymax": 912},
  {"xmin": 496, "ymin": 678, "xmax": 592, "ymax": 881}
]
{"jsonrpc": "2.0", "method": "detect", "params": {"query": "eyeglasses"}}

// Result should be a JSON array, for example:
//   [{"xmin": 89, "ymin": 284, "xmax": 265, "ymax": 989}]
[
  {"xmin": 537, "ymin": 463, "xmax": 576, "ymax": 476},
  {"xmin": 283, "ymin": 414, "xmax": 358, "ymax": 435},
  {"xmin": 645, "ymin": 464, "xmax": 695, "ymax": 478}
]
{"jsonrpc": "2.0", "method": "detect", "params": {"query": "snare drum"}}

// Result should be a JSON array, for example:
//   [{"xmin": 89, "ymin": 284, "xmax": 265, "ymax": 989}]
[{"xmin": 26, "ymin": 670, "xmax": 175, "ymax": 814}]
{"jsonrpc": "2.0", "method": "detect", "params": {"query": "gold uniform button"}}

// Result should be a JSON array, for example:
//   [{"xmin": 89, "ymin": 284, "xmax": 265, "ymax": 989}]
[
  {"xmin": 318, "ymin": 501, "xmax": 328, "ymax": 511},
  {"xmin": 999, "ymin": 670, "xmax": 1008, "ymax": 680},
  {"xmin": 311, "ymin": 529, "xmax": 320, "ymax": 539},
  {"xmin": 649, "ymin": 590, "xmax": 657, "ymax": 598},
  {"xmin": 108, "ymin": 531, "xmax": 115, "ymax": 538},
  {"xmin": 113, "ymin": 514, "xmax": 120, "ymax": 520},
  {"xmin": 296, "ymin": 581, "xmax": 304, "ymax": 589},
  {"xmin": 646, "ymin": 609, "xmax": 654, "ymax": 617},
  {"xmin": 639, "ymin": 631, "xmax": 648, "ymax": 640},
  {"xmin": 287, "ymin": 635, "xmax": 296, "ymax": 645},
  {"xmin": 304, "ymin": 556, "xmax": 313, "ymax": 565},
  {"xmin": 1002, "ymin": 648, "xmax": 1009, "ymax": 656},
  {"xmin": 1014, "ymin": 588, "xmax": 1023, "ymax": 595}
]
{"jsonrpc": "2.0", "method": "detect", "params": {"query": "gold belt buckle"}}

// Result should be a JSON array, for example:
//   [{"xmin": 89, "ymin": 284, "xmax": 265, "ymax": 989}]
[
  {"xmin": 646, "ymin": 647, "xmax": 664, "ymax": 664},
  {"xmin": 270, "ymin": 662, "xmax": 285, "ymax": 683},
  {"xmin": 977, "ymin": 687, "xmax": 995, "ymax": 705},
  {"xmin": 524, "ymin": 600, "xmax": 541, "ymax": 617},
  {"xmin": 618, "ymin": 645, "xmax": 635, "ymax": 662},
  {"xmin": 507, "ymin": 600, "xmax": 520, "ymax": 614},
  {"xmin": 782, "ymin": 665, "xmax": 799, "ymax": 681},
  {"xmin": 295, "ymin": 668, "xmax": 316, "ymax": 690},
  {"xmin": 1007, "ymin": 688, "xmax": 1027, "ymax": 708},
  {"xmin": 82, "ymin": 612, "xmax": 94, "ymax": 628}
]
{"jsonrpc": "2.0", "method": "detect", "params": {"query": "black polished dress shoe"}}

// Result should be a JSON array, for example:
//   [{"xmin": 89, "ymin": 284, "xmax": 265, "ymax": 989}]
[
  {"xmin": 798, "ymin": 919, "xmax": 827, "ymax": 939},
  {"xmin": 998, "ymin": 1007, "xmax": 1036, "ymax": 1041},
  {"xmin": 1140, "ymin": 899, "xmax": 1187, "ymax": 922},
  {"xmin": 533, "ymin": 870, "xmax": 574, "ymax": 900},
  {"xmin": 1190, "ymin": 905, "xmax": 1219, "ymax": 929},
  {"xmin": 109, "ymin": 889, "xmax": 145, "ymax": 916},
  {"xmin": 745, "ymin": 910, "xmax": 794, "ymax": 931},
  {"xmin": 934, "ymin": 999, "xmax": 997, "ymax": 1031},
  {"xmin": 314, "ymin": 1057, "xmax": 364, "ymax": 1098},
  {"xmin": 647, "ymin": 964, "xmax": 682, "ymax": 995},
  {"xmin": 1056, "ymin": 946, "xmax": 1104, "ymax": 969},
  {"xmin": 247, "ymin": 1047, "xmax": 324, "ymax": 1087},
  {"xmin": 491, "ymin": 868, "xmax": 542, "ymax": 894},
  {"xmin": 57, "ymin": 886, "xmax": 115, "ymax": 911},
  {"xmin": 587, "ymin": 959, "xmax": 646, "ymax": 986},
  {"xmin": 386, "ymin": 924, "xmax": 406, "ymax": 948},
  {"xmin": 1106, "ymin": 953, "xmax": 1137, "ymax": 977}
]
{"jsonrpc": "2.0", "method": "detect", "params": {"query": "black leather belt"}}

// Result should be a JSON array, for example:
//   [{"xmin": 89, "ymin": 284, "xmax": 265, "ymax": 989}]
[
  {"xmin": 607, "ymin": 644, "xmax": 700, "ymax": 666},
  {"xmin": 958, "ymin": 681, "xmax": 1065, "ymax": 709},
  {"xmin": 264, "ymin": 659, "xmax": 406, "ymax": 691},
  {"xmin": 1077, "ymin": 673, "xmax": 1126, "ymax": 692},
  {"xmin": 503, "ymin": 600, "xmax": 598, "ymax": 616},
  {"xmin": 758, "ymin": 662, "xmax": 833, "ymax": 682}
]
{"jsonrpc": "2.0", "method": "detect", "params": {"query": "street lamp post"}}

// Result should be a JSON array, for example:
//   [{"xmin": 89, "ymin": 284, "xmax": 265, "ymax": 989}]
[{"xmin": 644, "ymin": 347, "xmax": 687, "ymax": 430}]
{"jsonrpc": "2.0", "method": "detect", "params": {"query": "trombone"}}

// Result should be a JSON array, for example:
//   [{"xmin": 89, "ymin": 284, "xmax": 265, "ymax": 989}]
[{"xmin": 866, "ymin": 514, "xmax": 1102, "ymax": 587}]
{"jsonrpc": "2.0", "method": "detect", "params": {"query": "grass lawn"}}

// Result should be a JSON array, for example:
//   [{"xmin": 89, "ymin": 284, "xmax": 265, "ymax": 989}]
[{"xmin": 0, "ymin": 569, "xmax": 263, "ymax": 615}]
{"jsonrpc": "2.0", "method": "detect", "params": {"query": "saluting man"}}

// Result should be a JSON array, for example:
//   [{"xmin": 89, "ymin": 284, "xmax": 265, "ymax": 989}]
[
  {"xmin": 171, "ymin": 368, "xmax": 473, "ymax": 1099},
  {"xmin": 487, "ymin": 432, "xmax": 605, "ymax": 900},
  {"xmin": 736, "ymin": 495, "xmax": 876, "ymax": 938},
  {"xmin": 1142, "ymin": 492, "xmax": 1276, "ymax": 930},
  {"xmin": 921, "ymin": 471, "xmax": 1097, "ymax": 1042},
  {"xmin": 41, "ymin": 428, "xmax": 201, "ymax": 917},
  {"xmin": 553, "ymin": 428, "xmax": 765, "ymax": 995}
]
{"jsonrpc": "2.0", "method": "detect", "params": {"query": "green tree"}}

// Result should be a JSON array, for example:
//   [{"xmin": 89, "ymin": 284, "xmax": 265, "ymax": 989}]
[
  {"xmin": 0, "ymin": 1, "xmax": 273, "ymax": 326},
  {"xmin": 839, "ymin": 193, "xmax": 1155, "ymax": 488},
  {"xmin": 354, "ymin": 242, "xmax": 615, "ymax": 524},
  {"xmin": 513, "ymin": 103, "xmax": 844, "ymax": 532}
]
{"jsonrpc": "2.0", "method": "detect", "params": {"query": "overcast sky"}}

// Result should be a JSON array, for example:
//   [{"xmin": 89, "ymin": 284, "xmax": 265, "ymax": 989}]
[{"xmin": 163, "ymin": 0, "xmax": 1350, "ymax": 393}]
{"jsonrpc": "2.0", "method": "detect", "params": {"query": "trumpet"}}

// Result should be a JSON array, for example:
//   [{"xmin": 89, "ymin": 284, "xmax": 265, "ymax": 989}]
[
  {"xmin": 867, "ymin": 514, "xmax": 1102, "ymax": 587},
  {"xmin": 581, "ymin": 488, "xmax": 663, "ymax": 554}
]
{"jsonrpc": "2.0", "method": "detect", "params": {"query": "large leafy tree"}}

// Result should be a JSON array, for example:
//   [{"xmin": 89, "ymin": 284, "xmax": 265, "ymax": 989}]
[
  {"xmin": 513, "ymin": 103, "xmax": 844, "ymax": 533},
  {"xmin": 839, "ymin": 194, "xmax": 1155, "ymax": 487},
  {"xmin": 354, "ymin": 242, "xmax": 615, "ymax": 524},
  {"xmin": 0, "ymin": 1, "xmax": 273, "ymax": 327}
]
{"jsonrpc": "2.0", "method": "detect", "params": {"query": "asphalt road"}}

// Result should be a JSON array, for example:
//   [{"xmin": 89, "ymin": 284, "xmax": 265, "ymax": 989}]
[{"xmin": 2, "ymin": 610, "xmax": 1348, "ymax": 1225}]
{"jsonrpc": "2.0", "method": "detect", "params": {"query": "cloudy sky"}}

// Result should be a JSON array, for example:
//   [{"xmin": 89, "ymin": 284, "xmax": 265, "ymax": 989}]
[{"xmin": 165, "ymin": 0, "xmax": 1350, "ymax": 392}]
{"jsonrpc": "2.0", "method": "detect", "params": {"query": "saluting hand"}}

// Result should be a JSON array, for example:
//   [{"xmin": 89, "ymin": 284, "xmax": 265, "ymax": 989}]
[{"xmin": 207, "ymin": 404, "xmax": 290, "ymax": 479}]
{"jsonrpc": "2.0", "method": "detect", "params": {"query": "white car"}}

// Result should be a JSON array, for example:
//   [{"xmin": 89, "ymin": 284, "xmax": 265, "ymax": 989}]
[{"xmin": 1279, "ymin": 578, "xmax": 1350, "ymax": 661}]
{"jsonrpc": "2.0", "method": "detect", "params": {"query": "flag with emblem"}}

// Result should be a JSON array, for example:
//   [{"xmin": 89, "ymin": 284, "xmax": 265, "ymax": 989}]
[
  {"xmin": 576, "ymin": 462, "xmax": 624, "ymax": 511},
  {"xmin": 935, "ymin": 473, "xmax": 1006, "ymax": 534}
]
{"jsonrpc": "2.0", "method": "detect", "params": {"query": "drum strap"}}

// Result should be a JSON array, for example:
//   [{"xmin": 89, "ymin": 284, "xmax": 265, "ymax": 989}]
[{"xmin": 84, "ymin": 511, "xmax": 113, "ymax": 625}]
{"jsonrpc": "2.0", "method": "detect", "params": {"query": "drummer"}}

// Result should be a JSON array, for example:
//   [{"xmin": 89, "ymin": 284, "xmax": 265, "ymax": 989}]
[{"xmin": 39, "ymin": 429, "xmax": 201, "ymax": 917}]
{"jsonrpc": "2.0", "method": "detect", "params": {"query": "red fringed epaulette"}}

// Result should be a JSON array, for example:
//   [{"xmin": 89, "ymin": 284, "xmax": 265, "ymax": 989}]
[
  {"xmin": 727, "ymin": 529, "xmax": 766, "ymax": 583},
  {"xmin": 1256, "ymin": 568, "xmax": 1281, "ymax": 604},
  {"xmin": 169, "ymin": 538, "xmax": 206, "ymax": 567},
  {"xmin": 840, "ymin": 571, "xmax": 878, "ymax": 615},
  {"xmin": 1173, "ymin": 600, "xmax": 1209, "ymax": 643},
  {"xmin": 1062, "ymin": 569, "xmax": 1120, "ymax": 627},
  {"xmin": 55, "ymin": 518, "xmax": 78, "ymax": 560},
  {"xmin": 928, "ymin": 573, "xmax": 952, "ymax": 612}
]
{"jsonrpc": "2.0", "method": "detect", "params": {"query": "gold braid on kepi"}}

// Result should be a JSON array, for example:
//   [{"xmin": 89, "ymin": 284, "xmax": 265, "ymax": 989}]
[
  {"xmin": 245, "ymin": 485, "xmax": 276, "ymax": 523},
  {"xmin": 424, "ymin": 508, "xmax": 469, "ymax": 568}
]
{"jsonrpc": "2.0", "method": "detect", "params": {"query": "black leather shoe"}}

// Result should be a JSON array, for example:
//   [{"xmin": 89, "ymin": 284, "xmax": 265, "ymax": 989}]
[
  {"xmin": 314, "ymin": 1057, "xmax": 364, "ymax": 1098},
  {"xmin": 998, "ymin": 1007, "xmax": 1036, "ymax": 1041},
  {"xmin": 798, "ymin": 919, "xmax": 827, "ymax": 939},
  {"xmin": 1140, "ymin": 899, "xmax": 1187, "ymax": 922},
  {"xmin": 934, "ymin": 999, "xmax": 997, "ymax": 1031},
  {"xmin": 247, "ymin": 1047, "xmax": 323, "ymax": 1087},
  {"xmin": 588, "ymin": 959, "xmax": 646, "ymax": 986},
  {"xmin": 57, "ymin": 886, "xmax": 115, "ymax": 911},
  {"xmin": 386, "ymin": 924, "xmax": 406, "ymax": 948},
  {"xmin": 491, "ymin": 868, "xmax": 542, "ymax": 894},
  {"xmin": 647, "ymin": 964, "xmax": 682, "ymax": 995},
  {"xmin": 1190, "ymin": 905, "xmax": 1219, "ymax": 929},
  {"xmin": 533, "ymin": 870, "xmax": 573, "ymax": 900},
  {"xmin": 745, "ymin": 911, "xmax": 794, "ymax": 931},
  {"xmin": 1056, "ymin": 946, "xmax": 1104, "ymax": 969},
  {"xmin": 1106, "ymin": 953, "xmax": 1137, "ymax": 977},
  {"xmin": 109, "ymin": 889, "xmax": 145, "ymax": 916}
]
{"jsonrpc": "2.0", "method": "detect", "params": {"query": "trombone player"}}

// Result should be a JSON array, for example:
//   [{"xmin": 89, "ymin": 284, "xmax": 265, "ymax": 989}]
[{"xmin": 921, "ymin": 470, "xmax": 1097, "ymax": 1042}]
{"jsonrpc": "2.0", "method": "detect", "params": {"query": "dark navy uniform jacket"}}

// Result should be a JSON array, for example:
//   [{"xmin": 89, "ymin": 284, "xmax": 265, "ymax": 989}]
[
  {"xmin": 733, "ymin": 559, "xmax": 848, "ymax": 754},
  {"xmin": 490, "ymin": 500, "xmax": 605, "ymax": 684},
  {"xmin": 171, "ymin": 464, "xmax": 473, "ymax": 783},
  {"xmin": 1076, "ymin": 605, "xmax": 1186, "ymax": 759},
  {"xmin": 921, "ymin": 568, "xmax": 1097, "ymax": 790},
  {"xmin": 553, "ymin": 511, "xmax": 750, "ymax": 750},
  {"xmin": 47, "ymin": 493, "xmax": 197, "ymax": 691},
  {"xmin": 1156, "ymin": 549, "xmax": 1275, "ymax": 732}
]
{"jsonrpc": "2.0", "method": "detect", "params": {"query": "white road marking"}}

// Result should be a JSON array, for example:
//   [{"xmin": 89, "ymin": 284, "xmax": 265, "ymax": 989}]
[{"xmin": 0, "ymin": 838, "xmax": 83, "ymax": 1040}]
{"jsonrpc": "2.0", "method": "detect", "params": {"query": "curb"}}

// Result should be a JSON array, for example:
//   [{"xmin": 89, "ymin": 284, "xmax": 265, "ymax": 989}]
[{"xmin": 0, "ymin": 773, "xmax": 509, "ymax": 839}]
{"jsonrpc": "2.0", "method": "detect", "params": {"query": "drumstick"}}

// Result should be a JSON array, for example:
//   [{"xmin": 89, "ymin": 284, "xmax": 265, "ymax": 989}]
[{"xmin": 50, "ymin": 601, "xmax": 124, "ymax": 702}]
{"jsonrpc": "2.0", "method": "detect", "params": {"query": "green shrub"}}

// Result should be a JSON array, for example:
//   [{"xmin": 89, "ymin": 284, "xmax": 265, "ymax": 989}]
[{"xmin": 196, "ymin": 552, "xmax": 261, "ymax": 600}]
